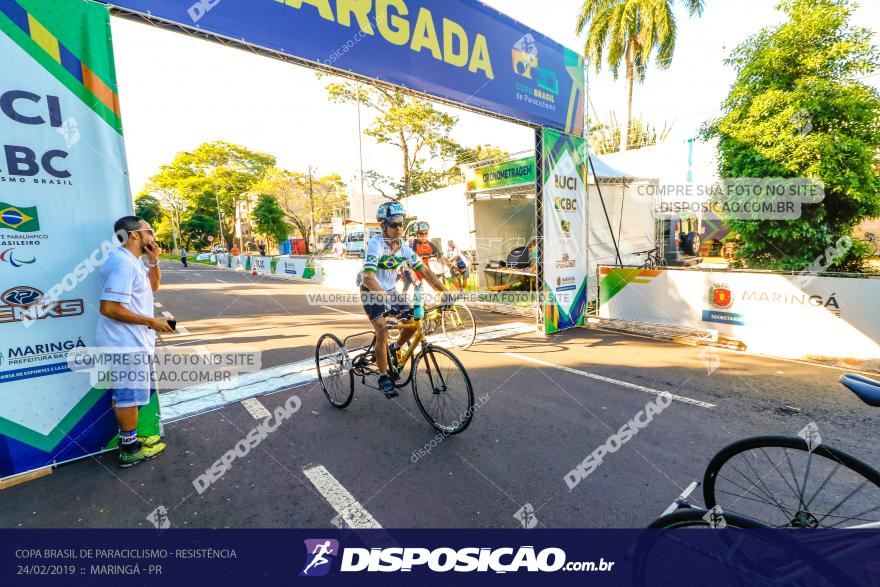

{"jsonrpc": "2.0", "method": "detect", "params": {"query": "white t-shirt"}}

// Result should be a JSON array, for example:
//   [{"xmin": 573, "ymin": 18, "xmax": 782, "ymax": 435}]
[
  {"xmin": 446, "ymin": 246, "xmax": 468, "ymax": 267},
  {"xmin": 331, "ymin": 242, "xmax": 346, "ymax": 257},
  {"xmin": 358, "ymin": 234, "xmax": 424, "ymax": 291},
  {"xmin": 95, "ymin": 247, "xmax": 155, "ymax": 352}
]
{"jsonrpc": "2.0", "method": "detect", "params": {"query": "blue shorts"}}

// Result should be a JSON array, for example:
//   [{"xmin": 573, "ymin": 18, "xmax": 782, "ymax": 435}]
[
  {"xmin": 112, "ymin": 387, "xmax": 151, "ymax": 409},
  {"xmin": 110, "ymin": 360, "xmax": 154, "ymax": 408}
]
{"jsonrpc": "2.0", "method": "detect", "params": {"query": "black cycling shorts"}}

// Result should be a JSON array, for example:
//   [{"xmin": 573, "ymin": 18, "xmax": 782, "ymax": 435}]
[{"xmin": 360, "ymin": 287, "xmax": 411, "ymax": 322}]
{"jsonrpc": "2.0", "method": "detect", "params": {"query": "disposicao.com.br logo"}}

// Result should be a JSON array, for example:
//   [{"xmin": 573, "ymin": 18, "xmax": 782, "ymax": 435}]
[
  {"xmin": 300, "ymin": 539, "xmax": 339, "ymax": 577},
  {"xmin": 300, "ymin": 542, "xmax": 614, "ymax": 575}
]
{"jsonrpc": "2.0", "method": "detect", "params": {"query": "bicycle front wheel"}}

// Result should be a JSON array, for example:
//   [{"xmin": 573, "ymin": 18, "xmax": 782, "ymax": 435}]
[
  {"xmin": 441, "ymin": 303, "xmax": 477, "ymax": 350},
  {"xmin": 703, "ymin": 435, "xmax": 880, "ymax": 528},
  {"xmin": 315, "ymin": 333, "xmax": 354, "ymax": 408},
  {"xmin": 412, "ymin": 347, "xmax": 474, "ymax": 435}
]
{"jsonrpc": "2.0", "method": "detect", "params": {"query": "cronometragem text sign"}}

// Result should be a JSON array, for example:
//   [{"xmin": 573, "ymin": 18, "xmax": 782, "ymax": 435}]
[{"xmin": 100, "ymin": 0, "xmax": 585, "ymax": 134}]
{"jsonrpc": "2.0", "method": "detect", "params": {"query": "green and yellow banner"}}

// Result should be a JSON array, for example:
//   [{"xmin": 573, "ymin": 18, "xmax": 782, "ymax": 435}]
[{"xmin": 466, "ymin": 157, "xmax": 536, "ymax": 192}]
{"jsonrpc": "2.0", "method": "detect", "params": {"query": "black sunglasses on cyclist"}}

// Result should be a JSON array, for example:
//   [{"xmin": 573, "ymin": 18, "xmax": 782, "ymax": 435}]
[{"xmin": 386, "ymin": 222, "xmax": 404, "ymax": 229}]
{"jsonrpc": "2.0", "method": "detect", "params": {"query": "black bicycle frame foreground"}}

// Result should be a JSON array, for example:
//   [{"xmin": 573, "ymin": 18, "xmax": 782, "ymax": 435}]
[
  {"xmin": 630, "ymin": 373, "xmax": 880, "ymax": 585},
  {"xmin": 315, "ymin": 307, "xmax": 475, "ymax": 435}
]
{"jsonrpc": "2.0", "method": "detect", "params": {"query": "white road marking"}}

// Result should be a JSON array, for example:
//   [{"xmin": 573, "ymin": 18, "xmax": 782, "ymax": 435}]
[
  {"xmin": 240, "ymin": 398, "xmax": 271, "ymax": 420},
  {"xmin": 215, "ymin": 279, "xmax": 226, "ymax": 283},
  {"xmin": 162, "ymin": 311, "xmax": 174, "ymax": 319},
  {"xmin": 321, "ymin": 305, "xmax": 361, "ymax": 317},
  {"xmin": 303, "ymin": 465, "xmax": 382, "ymax": 529},
  {"xmin": 154, "ymin": 302, "xmax": 162, "ymax": 308},
  {"xmin": 160, "ymin": 322, "xmax": 531, "ymax": 421},
  {"xmin": 506, "ymin": 353, "xmax": 716, "ymax": 409},
  {"xmin": 176, "ymin": 325, "xmax": 190, "ymax": 335}
]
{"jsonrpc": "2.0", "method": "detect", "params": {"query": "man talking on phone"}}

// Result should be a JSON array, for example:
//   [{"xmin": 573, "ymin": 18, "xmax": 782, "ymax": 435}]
[{"xmin": 96, "ymin": 216, "xmax": 173, "ymax": 467}]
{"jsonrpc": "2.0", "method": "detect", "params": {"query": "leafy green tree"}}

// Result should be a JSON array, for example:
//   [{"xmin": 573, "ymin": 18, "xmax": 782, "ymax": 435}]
[
  {"xmin": 325, "ymin": 83, "xmax": 458, "ymax": 198},
  {"xmin": 363, "ymin": 169, "xmax": 395, "ymax": 199},
  {"xmin": 445, "ymin": 144, "xmax": 509, "ymax": 186},
  {"xmin": 252, "ymin": 194, "xmax": 292, "ymax": 247},
  {"xmin": 180, "ymin": 214, "xmax": 219, "ymax": 249},
  {"xmin": 149, "ymin": 187, "xmax": 187, "ymax": 250},
  {"xmin": 576, "ymin": 0, "xmax": 704, "ymax": 151},
  {"xmin": 134, "ymin": 192, "xmax": 163, "ymax": 225},
  {"xmin": 385, "ymin": 144, "xmax": 509, "ymax": 197},
  {"xmin": 251, "ymin": 168, "xmax": 347, "ymax": 249},
  {"xmin": 147, "ymin": 141, "xmax": 275, "ymax": 247},
  {"xmin": 153, "ymin": 217, "xmax": 175, "ymax": 249},
  {"xmin": 703, "ymin": 0, "xmax": 880, "ymax": 270}
]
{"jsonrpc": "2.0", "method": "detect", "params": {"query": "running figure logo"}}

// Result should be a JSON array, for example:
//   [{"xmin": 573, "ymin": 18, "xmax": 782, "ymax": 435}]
[{"xmin": 300, "ymin": 539, "xmax": 339, "ymax": 577}]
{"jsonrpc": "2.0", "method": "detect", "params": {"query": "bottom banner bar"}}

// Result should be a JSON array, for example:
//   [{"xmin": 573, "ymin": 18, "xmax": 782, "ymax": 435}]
[{"xmin": 1, "ymin": 528, "xmax": 877, "ymax": 586}]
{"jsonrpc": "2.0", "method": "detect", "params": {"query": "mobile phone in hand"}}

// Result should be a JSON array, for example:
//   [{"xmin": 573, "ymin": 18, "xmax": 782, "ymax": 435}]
[{"xmin": 167, "ymin": 319, "xmax": 177, "ymax": 331}]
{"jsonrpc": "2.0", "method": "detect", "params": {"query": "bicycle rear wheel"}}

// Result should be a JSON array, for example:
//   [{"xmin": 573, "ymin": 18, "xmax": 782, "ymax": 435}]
[
  {"xmin": 703, "ymin": 435, "xmax": 880, "ymax": 528},
  {"xmin": 412, "ymin": 347, "xmax": 474, "ymax": 435},
  {"xmin": 441, "ymin": 303, "xmax": 477, "ymax": 350},
  {"xmin": 315, "ymin": 333, "xmax": 354, "ymax": 408}
]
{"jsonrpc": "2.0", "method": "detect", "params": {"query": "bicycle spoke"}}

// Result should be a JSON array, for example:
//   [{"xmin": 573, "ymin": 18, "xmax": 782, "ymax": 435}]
[
  {"xmin": 716, "ymin": 480, "xmax": 796, "ymax": 516},
  {"xmin": 803, "ymin": 460, "xmax": 842, "ymax": 509},
  {"xmin": 723, "ymin": 466, "xmax": 796, "ymax": 519},
  {"xmin": 814, "ymin": 480, "xmax": 874, "ymax": 527},
  {"xmin": 761, "ymin": 448, "xmax": 805, "ymax": 506},
  {"xmin": 810, "ymin": 503, "xmax": 880, "ymax": 526},
  {"xmin": 783, "ymin": 446, "xmax": 808, "ymax": 509},
  {"xmin": 442, "ymin": 388, "xmax": 467, "ymax": 415},
  {"xmin": 740, "ymin": 451, "xmax": 798, "ymax": 515},
  {"xmin": 798, "ymin": 448, "xmax": 814, "ymax": 510},
  {"xmin": 722, "ymin": 465, "xmax": 784, "ymax": 507}
]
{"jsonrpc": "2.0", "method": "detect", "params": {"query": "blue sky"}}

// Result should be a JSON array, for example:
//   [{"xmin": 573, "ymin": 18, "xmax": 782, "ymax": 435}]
[{"xmin": 111, "ymin": 0, "xmax": 879, "ymax": 194}]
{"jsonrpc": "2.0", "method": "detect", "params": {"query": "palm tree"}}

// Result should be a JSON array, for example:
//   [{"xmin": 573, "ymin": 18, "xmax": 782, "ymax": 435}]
[{"xmin": 576, "ymin": 0, "xmax": 704, "ymax": 151}]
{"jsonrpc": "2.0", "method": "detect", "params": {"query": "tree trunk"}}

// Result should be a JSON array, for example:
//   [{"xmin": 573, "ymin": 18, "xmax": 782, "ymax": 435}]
[
  {"xmin": 401, "ymin": 130, "xmax": 411, "ymax": 199},
  {"xmin": 622, "ymin": 40, "xmax": 635, "ymax": 152}
]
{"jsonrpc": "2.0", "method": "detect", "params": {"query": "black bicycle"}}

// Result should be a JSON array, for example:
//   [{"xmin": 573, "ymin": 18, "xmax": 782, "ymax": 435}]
[
  {"xmin": 315, "ymin": 305, "xmax": 475, "ymax": 435},
  {"xmin": 634, "ymin": 374, "xmax": 880, "ymax": 585},
  {"xmin": 633, "ymin": 246, "xmax": 667, "ymax": 268}
]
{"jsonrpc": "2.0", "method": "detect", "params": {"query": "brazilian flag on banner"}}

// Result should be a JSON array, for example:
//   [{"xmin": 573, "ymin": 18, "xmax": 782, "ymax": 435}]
[{"xmin": 0, "ymin": 202, "xmax": 40, "ymax": 231}]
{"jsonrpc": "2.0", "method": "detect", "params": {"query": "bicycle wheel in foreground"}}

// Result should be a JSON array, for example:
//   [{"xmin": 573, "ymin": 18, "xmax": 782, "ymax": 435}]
[
  {"xmin": 315, "ymin": 333, "xmax": 354, "ymax": 408},
  {"xmin": 412, "ymin": 347, "xmax": 474, "ymax": 434},
  {"xmin": 634, "ymin": 509, "xmax": 853, "ymax": 586},
  {"xmin": 441, "ymin": 303, "xmax": 477, "ymax": 350},
  {"xmin": 703, "ymin": 435, "xmax": 880, "ymax": 528}
]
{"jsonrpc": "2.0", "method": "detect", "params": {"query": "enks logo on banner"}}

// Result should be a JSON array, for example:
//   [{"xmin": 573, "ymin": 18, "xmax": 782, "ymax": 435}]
[{"xmin": 0, "ymin": 0, "xmax": 136, "ymax": 479}]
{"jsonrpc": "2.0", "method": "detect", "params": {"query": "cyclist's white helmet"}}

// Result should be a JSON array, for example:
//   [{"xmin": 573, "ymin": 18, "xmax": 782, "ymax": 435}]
[
  {"xmin": 413, "ymin": 221, "xmax": 430, "ymax": 233},
  {"xmin": 376, "ymin": 201, "xmax": 405, "ymax": 223}
]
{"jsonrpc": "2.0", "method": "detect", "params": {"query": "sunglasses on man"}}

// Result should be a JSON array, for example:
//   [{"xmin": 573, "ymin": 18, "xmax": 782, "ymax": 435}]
[{"xmin": 386, "ymin": 222, "xmax": 404, "ymax": 229}]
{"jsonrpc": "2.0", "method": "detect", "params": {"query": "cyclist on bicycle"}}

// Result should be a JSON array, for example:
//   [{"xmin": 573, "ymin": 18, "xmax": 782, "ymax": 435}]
[
  {"xmin": 401, "ymin": 221, "xmax": 444, "ymax": 294},
  {"xmin": 444, "ymin": 240, "xmax": 470, "ymax": 292},
  {"xmin": 358, "ymin": 202, "xmax": 451, "ymax": 398}
]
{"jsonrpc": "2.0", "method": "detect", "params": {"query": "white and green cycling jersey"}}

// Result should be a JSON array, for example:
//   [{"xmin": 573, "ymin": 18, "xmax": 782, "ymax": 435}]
[{"xmin": 358, "ymin": 234, "xmax": 424, "ymax": 290}]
